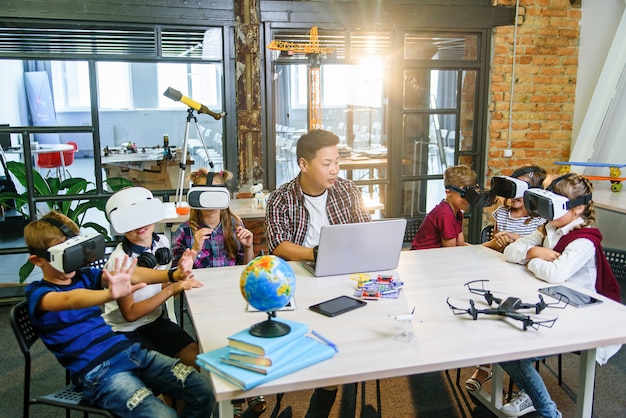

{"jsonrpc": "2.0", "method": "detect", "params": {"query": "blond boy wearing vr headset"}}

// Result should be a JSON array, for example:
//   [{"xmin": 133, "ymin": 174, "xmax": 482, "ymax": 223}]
[{"xmin": 23, "ymin": 211, "xmax": 214, "ymax": 417}]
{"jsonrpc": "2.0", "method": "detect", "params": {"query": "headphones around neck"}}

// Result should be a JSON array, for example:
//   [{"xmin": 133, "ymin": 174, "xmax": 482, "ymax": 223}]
[{"xmin": 122, "ymin": 233, "xmax": 172, "ymax": 268}]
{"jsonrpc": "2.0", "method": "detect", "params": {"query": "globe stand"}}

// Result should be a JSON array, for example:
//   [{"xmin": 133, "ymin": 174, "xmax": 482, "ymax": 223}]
[{"xmin": 249, "ymin": 311, "xmax": 291, "ymax": 337}]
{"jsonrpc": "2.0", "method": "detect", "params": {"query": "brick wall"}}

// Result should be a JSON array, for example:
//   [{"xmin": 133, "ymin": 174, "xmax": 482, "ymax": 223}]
[{"xmin": 488, "ymin": 0, "xmax": 581, "ymax": 180}]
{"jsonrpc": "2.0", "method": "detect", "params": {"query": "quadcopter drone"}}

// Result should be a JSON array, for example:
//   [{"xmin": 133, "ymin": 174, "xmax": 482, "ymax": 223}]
[{"xmin": 446, "ymin": 280, "xmax": 565, "ymax": 331}]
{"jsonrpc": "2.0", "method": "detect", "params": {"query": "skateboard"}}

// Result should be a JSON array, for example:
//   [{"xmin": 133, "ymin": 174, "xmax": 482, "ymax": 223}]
[{"xmin": 554, "ymin": 162, "xmax": 626, "ymax": 192}]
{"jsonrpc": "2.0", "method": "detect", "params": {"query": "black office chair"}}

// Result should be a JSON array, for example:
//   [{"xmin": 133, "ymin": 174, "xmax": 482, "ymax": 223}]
[
  {"xmin": 10, "ymin": 300, "xmax": 115, "ymax": 418},
  {"xmin": 88, "ymin": 255, "xmax": 110, "ymax": 269},
  {"xmin": 480, "ymin": 225, "xmax": 495, "ymax": 243},
  {"xmin": 402, "ymin": 218, "xmax": 422, "ymax": 249}
]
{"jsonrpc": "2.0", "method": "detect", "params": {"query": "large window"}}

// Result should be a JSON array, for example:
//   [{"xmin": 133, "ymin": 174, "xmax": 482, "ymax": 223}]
[{"xmin": 269, "ymin": 27, "xmax": 488, "ymax": 229}]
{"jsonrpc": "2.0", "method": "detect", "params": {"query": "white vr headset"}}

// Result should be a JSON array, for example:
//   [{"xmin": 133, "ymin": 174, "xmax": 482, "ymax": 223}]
[
  {"xmin": 106, "ymin": 187, "xmax": 164, "ymax": 234},
  {"xmin": 186, "ymin": 170, "xmax": 231, "ymax": 210},
  {"xmin": 187, "ymin": 186, "xmax": 231, "ymax": 209},
  {"xmin": 490, "ymin": 176, "xmax": 529, "ymax": 199},
  {"xmin": 30, "ymin": 218, "xmax": 106, "ymax": 273},
  {"xmin": 524, "ymin": 188, "xmax": 592, "ymax": 221}
]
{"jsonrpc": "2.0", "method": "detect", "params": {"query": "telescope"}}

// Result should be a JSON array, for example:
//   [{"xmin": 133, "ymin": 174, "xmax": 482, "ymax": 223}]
[{"xmin": 163, "ymin": 87, "xmax": 226, "ymax": 120}]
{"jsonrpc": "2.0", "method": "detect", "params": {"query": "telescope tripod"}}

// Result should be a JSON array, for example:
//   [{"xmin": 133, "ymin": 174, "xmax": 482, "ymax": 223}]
[{"xmin": 174, "ymin": 108, "xmax": 217, "ymax": 214}]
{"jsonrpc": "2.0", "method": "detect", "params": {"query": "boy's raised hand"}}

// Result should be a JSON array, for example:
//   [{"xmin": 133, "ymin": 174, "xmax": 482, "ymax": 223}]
[
  {"xmin": 103, "ymin": 255, "xmax": 147, "ymax": 299},
  {"xmin": 174, "ymin": 248, "xmax": 197, "ymax": 281},
  {"xmin": 168, "ymin": 278, "xmax": 204, "ymax": 296}
]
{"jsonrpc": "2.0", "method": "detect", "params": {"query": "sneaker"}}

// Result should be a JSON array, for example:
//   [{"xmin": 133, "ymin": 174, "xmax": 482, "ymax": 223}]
[{"xmin": 500, "ymin": 391, "xmax": 536, "ymax": 417}]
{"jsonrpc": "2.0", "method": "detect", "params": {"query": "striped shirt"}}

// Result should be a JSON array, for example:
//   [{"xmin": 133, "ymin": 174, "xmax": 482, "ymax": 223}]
[
  {"xmin": 265, "ymin": 174, "xmax": 371, "ymax": 253},
  {"xmin": 491, "ymin": 205, "xmax": 545, "ymax": 236}
]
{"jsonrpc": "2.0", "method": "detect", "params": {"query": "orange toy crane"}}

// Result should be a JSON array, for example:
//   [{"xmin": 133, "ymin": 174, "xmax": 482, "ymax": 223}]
[{"xmin": 267, "ymin": 27, "xmax": 335, "ymax": 131}]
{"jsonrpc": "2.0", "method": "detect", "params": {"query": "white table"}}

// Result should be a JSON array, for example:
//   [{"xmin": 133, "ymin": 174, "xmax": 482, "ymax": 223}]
[{"xmin": 184, "ymin": 245, "xmax": 626, "ymax": 418}]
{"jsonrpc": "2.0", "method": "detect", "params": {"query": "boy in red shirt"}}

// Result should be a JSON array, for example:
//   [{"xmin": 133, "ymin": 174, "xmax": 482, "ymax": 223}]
[{"xmin": 411, "ymin": 164, "xmax": 477, "ymax": 249}]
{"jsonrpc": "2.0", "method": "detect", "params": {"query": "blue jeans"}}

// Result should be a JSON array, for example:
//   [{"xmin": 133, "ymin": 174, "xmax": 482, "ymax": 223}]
[
  {"xmin": 500, "ymin": 357, "xmax": 562, "ymax": 418},
  {"xmin": 77, "ymin": 343, "xmax": 215, "ymax": 417}
]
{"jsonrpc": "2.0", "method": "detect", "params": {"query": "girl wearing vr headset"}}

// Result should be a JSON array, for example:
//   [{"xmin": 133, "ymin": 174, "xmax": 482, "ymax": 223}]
[
  {"xmin": 467, "ymin": 166, "xmax": 547, "ymax": 393},
  {"xmin": 171, "ymin": 168, "xmax": 265, "ymax": 415},
  {"xmin": 171, "ymin": 168, "xmax": 255, "ymax": 268},
  {"xmin": 497, "ymin": 173, "xmax": 621, "ymax": 418},
  {"xmin": 482, "ymin": 165, "xmax": 547, "ymax": 253}
]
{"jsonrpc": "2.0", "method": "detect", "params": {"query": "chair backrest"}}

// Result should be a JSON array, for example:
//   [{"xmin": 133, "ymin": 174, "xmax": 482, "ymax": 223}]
[
  {"xmin": 480, "ymin": 225, "xmax": 494, "ymax": 243},
  {"xmin": 62, "ymin": 141, "xmax": 78, "ymax": 166},
  {"xmin": 88, "ymin": 255, "xmax": 110, "ymax": 269},
  {"xmin": 403, "ymin": 218, "xmax": 422, "ymax": 244},
  {"xmin": 604, "ymin": 247, "xmax": 626, "ymax": 282},
  {"xmin": 37, "ymin": 152, "xmax": 62, "ymax": 169},
  {"xmin": 10, "ymin": 300, "xmax": 38, "ymax": 356}
]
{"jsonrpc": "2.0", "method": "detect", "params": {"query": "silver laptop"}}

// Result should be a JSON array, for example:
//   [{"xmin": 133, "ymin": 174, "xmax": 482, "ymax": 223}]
[{"xmin": 301, "ymin": 219, "xmax": 407, "ymax": 277}]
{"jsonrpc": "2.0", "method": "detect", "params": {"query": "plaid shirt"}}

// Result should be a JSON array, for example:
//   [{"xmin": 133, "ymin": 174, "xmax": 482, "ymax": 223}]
[
  {"xmin": 265, "ymin": 174, "xmax": 371, "ymax": 253},
  {"xmin": 171, "ymin": 216, "xmax": 245, "ymax": 268}
]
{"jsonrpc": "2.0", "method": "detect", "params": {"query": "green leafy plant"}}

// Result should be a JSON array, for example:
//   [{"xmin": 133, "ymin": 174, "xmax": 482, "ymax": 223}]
[{"xmin": 0, "ymin": 161, "xmax": 133, "ymax": 282}]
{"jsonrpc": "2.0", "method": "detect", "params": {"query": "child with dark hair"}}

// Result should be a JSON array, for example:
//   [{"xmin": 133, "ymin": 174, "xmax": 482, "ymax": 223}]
[
  {"xmin": 483, "ymin": 165, "xmax": 547, "ymax": 251},
  {"xmin": 24, "ymin": 211, "xmax": 214, "ymax": 417},
  {"xmin": 468, "ymin": 166, "xmax": 547, "ymax": 392},
  {"xmin": 498, "ymin": 173, "xmax": 621, "ymax": 418}
]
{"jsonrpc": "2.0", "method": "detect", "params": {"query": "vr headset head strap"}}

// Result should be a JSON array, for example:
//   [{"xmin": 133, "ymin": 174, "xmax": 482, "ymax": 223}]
[
  {"xmin": 28, "ymin": 217, "xmax": 77, "ymax": 260},
  {"xmin": 566, "ymin": 193, "xmax": 593, "ymax": 209},
  {"xmin": 205, "ymin": 171, "xmax": 215, "ymax": 186},
  {"xmin": 445, "ymin": 184, "xmax": 475, "ymax": 196},
  {"xmin": 511, "ymin": 165, "xmax": 546, "ymax": 183},
  {"xmin": 546, "ymin": 173, "xmax": 575, "ymax": 191},
  {"xmin": 40, "ymin": 217, "xmax": 77, "ymax": 238}
]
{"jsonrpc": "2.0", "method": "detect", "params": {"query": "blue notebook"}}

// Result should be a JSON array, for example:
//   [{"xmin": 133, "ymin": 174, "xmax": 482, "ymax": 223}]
[
  {"xmin": 227, "ymin": 318, "xmax": 308, "ymax": 356},
  {"xmin": 196, "ymin": 336, "xmax": 336, "ymax": 390},
  {"xmin": 226, "ymin": 336, "xmax": 304, "ymax": 367}
]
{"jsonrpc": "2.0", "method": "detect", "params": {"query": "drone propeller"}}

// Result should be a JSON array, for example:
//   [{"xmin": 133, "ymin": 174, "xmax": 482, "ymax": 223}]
[
  {"xmin": 505, "ymin": 312, "xmax": 558, "ymax": 331},
  {"xmin": 465, "ymin": 280, "xmax": 503, "ymax": 306}
]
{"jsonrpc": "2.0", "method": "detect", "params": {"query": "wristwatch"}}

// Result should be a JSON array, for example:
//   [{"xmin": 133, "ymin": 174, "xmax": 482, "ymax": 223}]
[
  {"xmin": 313, "ymin": 245, "xmax": 319, "ymax": 261},
  {"xmin": 168, "ymin": 268, "xmax": 176, "ymax": 283}
]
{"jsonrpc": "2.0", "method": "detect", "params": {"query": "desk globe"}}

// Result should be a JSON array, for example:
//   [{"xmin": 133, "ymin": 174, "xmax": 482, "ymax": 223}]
[{"xmin": 240, "ymin": 255, "xmax": 296, "ymax": 337}]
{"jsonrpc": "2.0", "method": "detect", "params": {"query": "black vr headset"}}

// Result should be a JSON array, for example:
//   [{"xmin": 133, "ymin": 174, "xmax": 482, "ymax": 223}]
[
  {"xmin": 187, "ymin": 170, "xmax": 231, "ymax": 210},
  {"xmin": 445, "ymin": 184, "xmax": 490, "ymax": 207},
  {"xmin": 468, "ymin": 166, "xmax": 547, "ymax": 208},
  {"xmin": 29, "ymin": 217, "xmax": 105, "ymax": 273},
  {"xmin": 490, "ymin": 176, "xmax": 530, "ymax": 199},
  {"xmin": 523, "ymin": 173, "xmax": 592, "ymax": 221}
]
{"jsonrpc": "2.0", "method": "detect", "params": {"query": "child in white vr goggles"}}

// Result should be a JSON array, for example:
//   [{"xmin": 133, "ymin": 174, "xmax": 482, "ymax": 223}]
[
  {"xmin": 469, "ymin": 166, "xmax": 546, "ymax": 393},
  {"xmin": 24, "ymin": 211, "xmax": 214, "ymax": 416},
  {"xmin": 171, "ymin": 168, "xmax": 265, "ymax": 414},
  {"xmin": 171, "ymin": 168, "xmax": 255, "ymax": 268},
  {"xmin": 103, "ymin": 187, "xmax": 203, "ymax": 371},
  {"xmin": 498, "ymin": 173, "xmax": 620, "ymax": 418}
]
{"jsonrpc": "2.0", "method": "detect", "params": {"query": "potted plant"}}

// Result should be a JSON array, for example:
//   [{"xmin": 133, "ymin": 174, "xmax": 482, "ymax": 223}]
[{"xmin": 0, "ymin": 161, "xmax": 133, "ymax": 282}]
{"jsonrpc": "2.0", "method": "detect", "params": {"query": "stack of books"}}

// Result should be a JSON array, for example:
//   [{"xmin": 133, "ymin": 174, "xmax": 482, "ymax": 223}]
[{"xmin": 196, "ymin": 318, "xmax": 336, "ymax": 390}]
